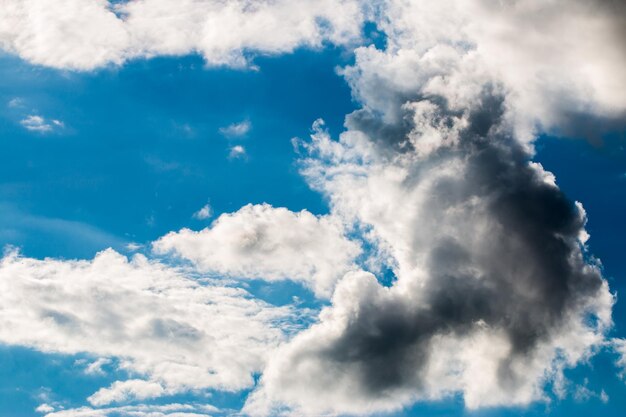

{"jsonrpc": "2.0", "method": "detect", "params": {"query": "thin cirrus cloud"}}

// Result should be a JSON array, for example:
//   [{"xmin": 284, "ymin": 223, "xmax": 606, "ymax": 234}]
[
  {"xmin": 41, "ymin": 403, "xmax": 219, "ymax": 417},
  {"xmin": 0, "ymin": 0, "xmax": 624, "ymax": 416}
]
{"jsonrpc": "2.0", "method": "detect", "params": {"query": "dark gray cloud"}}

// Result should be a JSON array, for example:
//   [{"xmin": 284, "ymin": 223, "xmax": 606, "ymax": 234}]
[
  {"xmin": 313, "ymin": 91, "xmax": 605, "ymax": 395},
  {"xmin": 246, "ymin": 89, "xmax": 614, "ymax": 416}
]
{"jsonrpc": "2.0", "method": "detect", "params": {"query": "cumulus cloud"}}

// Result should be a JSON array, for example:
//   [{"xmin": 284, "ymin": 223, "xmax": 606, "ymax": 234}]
[
  {"xmin": 1, "ymin": 1, "xmax": 625, "ymax": 416},
  {"xmin": 154, "ymin": 203, "xmax": 361, "ymax": 298},
  {"xmin": 228, "ymin": 145, "xmax": 247, "ymax": 160},
  {"xmin": 0, "ymin": 0, "xmax": 364, "ymax": 70},
  {"xmin": 245, "ymin": 106, "xmax": 615, "ymax": 415},
  {"xmin": 243, "ymin": 0, "xmax": 625, "ymax": 411},
  {"xmin": 0, "ymin": 248, "xmax": 295, "ymax": 404},
  {"xmin": 20, "ymin": 115, "xmax": 64, "ymax": 132}
]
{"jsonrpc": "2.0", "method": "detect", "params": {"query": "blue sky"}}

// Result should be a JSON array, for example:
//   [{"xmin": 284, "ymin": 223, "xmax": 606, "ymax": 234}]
[{"xmin": 0, "ymin": 2, "xmax": 625, "ymax": 417}]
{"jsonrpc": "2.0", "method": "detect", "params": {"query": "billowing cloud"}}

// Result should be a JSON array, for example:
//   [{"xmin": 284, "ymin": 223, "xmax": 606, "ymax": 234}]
[
  {"xmin": 0, "ymin": 0, "xmax": 364, "ymax": 70},
  {"xmin": 245, "ymin": 103, "xmax": 615, "ymax": 415},
  {"xmin": 0, "ymin": 248, "xmax": 295, "ymax": 404},
  {"xmin": 0, "ymin": 1, "xmax": 624, "ymax": 416},
  {"xmin": 154, "ymin": 203, "xmax": 361, "ymax": 298},
  {"xmin": 243, "ymin": 1, "xmax": 624, "ymax": 413}
]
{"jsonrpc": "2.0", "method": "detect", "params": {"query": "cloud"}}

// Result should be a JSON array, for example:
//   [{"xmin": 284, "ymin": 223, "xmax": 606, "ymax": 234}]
[
  {"xmin": 0, "ymin": 248, "xmax": 296, "ymax": 404},
  {"xmin": 8, "ymin": 97, "xmax": 25, "ymax": 108},
  {"xmin": 20, "ymin": 115, "xmax": 64, "ymax": 132},
  {"xmin": 245, "ymin": 113, "xmax": 615, "ymax": 415},
  {"xmin": 35, "ymin": 404, "xmax": 55, "ymax": 414},
  {"xmin": 1, "ymin": 1, "xmax": 625, "ymax": 416},
  {"xmin": 340, "ymin": 0, "xmax": 626, "ymax": 144},
  {"xmin": 243, "ymin": 0, "xmax": 625, "ymax": 407},
  {"xmin": 0, "ymin": 0, "xmax": 364, "ymax": 70},
  {"xmin": 228, "ymin": 145, "xmax": 247, "ymax": 160},
  {"xmin": 88, "ymin": 380, "xmax": 165, "ymax": 406},
  {"xmin": 154, "ymin": 203, "xmax": 361, "ymax": 298},
  {"xmin": 193, "ymin": 203, "xmax": 213, "ymax": 220},
  {"xmin": 41, "ymin": 403, "xmax": 219, "ymax": 417},
  {"xmin": 613, "ymin": 338, "xmax": 626, "ymax": 379},
  {"xmin": 219, "ymin": 120, "xmax": 251, "ymax": 138}
]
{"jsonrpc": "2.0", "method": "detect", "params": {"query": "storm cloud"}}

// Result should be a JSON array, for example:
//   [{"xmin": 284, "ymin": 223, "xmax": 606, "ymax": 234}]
[{"xmin": 245, "ymin": 0, "xmax": 624, "ymax": 414}]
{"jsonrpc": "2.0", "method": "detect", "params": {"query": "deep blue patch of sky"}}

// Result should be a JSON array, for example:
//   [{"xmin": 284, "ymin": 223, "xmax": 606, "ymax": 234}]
[{"xmin": 0, "ymin": 47, "xmax": 356, "ymax": 259}]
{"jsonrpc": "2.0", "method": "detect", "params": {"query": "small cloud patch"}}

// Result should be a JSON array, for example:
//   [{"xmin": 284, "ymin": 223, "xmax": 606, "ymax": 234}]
[
  {"xmin": 20, "ymin": 115, "xmax": 64, "ymax": 133},
  {"xmin": 219, "ymin": 120, "xmax": 251, "ymax": 138}
]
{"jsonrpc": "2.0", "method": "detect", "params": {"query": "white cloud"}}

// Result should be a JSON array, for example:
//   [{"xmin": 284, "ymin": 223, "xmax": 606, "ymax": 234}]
[
  {"xmin": 228, "ymin": 145, "xmax": 247, "ymax": 159},
  {"xmin": 614, "ymin": 338, "xmax": 626, "ymax": 380},
  {"xmin": 219, "ymin": 120, "xmax": 251, "ymax": 137},
  {"xmin": 35, "ymin": 404, "xmax": 55, "ymax": 414},
  {"xmin": 0, "ymin": 0, "xmax": 364, "ymax": 70},
  {"xmin": 154, "ymin": 203, "xmax": 361, "ymax": 298},
  {"xmin": 88, "ymin": 380, "xmax": 165, "ymax": 406},
  {"xmin": 8, "ymin": 97, "xmax": 24, "ymax": 108},
  {"xmin": 0, "ymin": 248, "xmax": 295, "ymax": 404},
  {"xmin": 42, "ymin": 403, "xmax": 219, "ymax": 417},
  {"xmin": 20, "ymin": 115, "xmax": 64, "ymax": 132},
  {"xmin": 193, "ymin": 203, "xmax": 213, "ymax": 220},
  {"xmin": 341, "ymin": 0, "xmax": 626, "ymax": 145},
  {"xmin": 125, "ymin": 242, "xmax": 143, "ymax": 252},
  {"xmin": 78, "ymin": 357, "xmax": 111, "ymax": 376}
]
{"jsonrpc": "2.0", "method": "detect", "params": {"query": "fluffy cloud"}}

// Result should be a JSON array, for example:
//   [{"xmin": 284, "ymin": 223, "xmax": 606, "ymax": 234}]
[
  {"xmin": 0, "ymin": 248, "xmax": 295, "ymax": 404},
  {"xmin": 245, "ymin": 108, "xmax": 615, "ymax": 414},
  {"xmin": 154, "ymin": 203, "xmax": 361, "ymax": 298},
  {"xmin": 342, "ymin": 0, "xmax": 626, "ymax": 144},
  {"xmin": 0, "ymin": 0, "xmax": 364, "ymax": 70},
  {"xmin": 1, "ymin": 1, "xmax": 625, "ymax": 416},
  {"xmin": 243, "ymin": 0, "xmax": 624, "ymax": 409}
]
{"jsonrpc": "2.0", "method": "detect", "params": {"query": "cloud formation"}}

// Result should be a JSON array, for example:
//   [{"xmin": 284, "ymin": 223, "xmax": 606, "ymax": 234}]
[
  {"xmin": 41, "ymin": 403, "xmax": 219, "ymax": 417},
  {"xmin": 154, "ymin": 203, "xmax": 361, "ymax": 298},
  {"xmin": 244, "ymin": 0, "xmax": 625, "ymax": 414},
  {"xmin": 20, "ymin": 115, "xmax": 64, "ymax": 132},
  {"xmin": 0, "ymin": 1, "xmax": 624, "ymax": 416},
  {"xmin": 0, "ymin": 248, "xmax": 295, "ymax": 404},
  {"xmin": 0, "ymin": 0, "xmax": 364, "ymax": 70},
  {"xmin": 219, "ymin": 120, "xmax": 251, "ymax": 138}
]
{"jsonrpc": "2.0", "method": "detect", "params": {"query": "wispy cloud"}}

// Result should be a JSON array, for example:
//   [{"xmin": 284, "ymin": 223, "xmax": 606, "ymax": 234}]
[
  {"xmin": 20, "ymin": 115, "xmax": 64, "ymax": 133},
  {"xmin": 219, "ymin": 120, "xmax": 251, "ymax": 137},
  {"xmin": 193, "ymin": 203, "xmax": 213, "ymax": 220},
  {"xmin": 228, "ymin": 145, "xmax": 247, "ymax": 159}
]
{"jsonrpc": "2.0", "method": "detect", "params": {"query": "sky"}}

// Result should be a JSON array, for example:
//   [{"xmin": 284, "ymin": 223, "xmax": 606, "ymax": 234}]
[{"xmin": 0, "ymin": 1, "xmax": 625, "ymax": 417}]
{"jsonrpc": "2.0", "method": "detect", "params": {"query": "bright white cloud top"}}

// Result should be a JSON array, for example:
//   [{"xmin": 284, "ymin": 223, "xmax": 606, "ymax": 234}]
[{"xmin": 0, "ymin": 0, "xmax": 625, "ymax": 416}]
